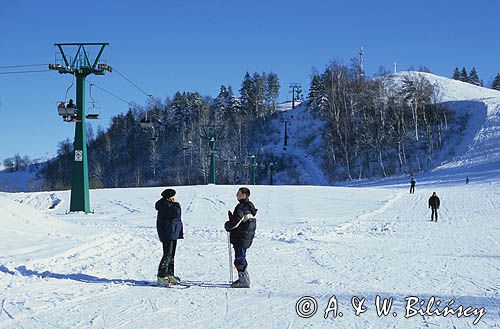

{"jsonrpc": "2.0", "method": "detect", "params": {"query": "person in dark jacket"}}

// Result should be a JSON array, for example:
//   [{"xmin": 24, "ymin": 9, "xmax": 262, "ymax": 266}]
[
  {"xmin": 428, "ymin": 192, "xmax": 440, "ymax": 222},
  {"xmin": 224, "ymin": 187, "xmax": 257, "ymax": 288},
  {"xmin": 410, "ymin": 177, "xmax": 416, "ymax": 194},
  {"xmin": 155, "ymin": 188, "xmax": 184, "ymax": 286}
]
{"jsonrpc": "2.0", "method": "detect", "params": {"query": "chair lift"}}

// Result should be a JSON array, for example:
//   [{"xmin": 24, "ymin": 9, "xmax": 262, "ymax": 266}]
[
  {"xmin": 57, "ymin": 73, "xmax": 78, "ymax": 122},
  {"xmin": 139, "ymin": 110, "xmax": 154, "ymax": 130},
  {"xmin": 147, "ymin": 126, "xmax": 159, "ymax": 142},
  {"xmin": 85, "ymin": 84, "xmax": 100, "ymax": 120}
]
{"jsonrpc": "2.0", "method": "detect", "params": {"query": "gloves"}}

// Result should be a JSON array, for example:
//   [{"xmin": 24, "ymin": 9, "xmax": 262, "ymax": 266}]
[
  {"xmin": 227, "ymin": 210, "xmax": 233, "ymax": 220},
  {"xmin": 224, "ymin": 221, "xmax": 232, "ymax": 232}
]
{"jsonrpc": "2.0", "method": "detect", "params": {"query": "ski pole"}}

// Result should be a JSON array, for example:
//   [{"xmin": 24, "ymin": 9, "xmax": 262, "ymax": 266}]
[{"xmin": 227, "ymin": 232, "xmax": 233, "ymax": 283}]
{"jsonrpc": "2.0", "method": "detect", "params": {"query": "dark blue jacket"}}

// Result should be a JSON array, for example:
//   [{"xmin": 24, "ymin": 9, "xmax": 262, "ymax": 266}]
[
  {"xmin": 156, "ymin": 198, "xmax": 184, "ymax": 242},
  {"xmin": 224, "ymin": 199, "xmax": 257, "ymax": 249}
]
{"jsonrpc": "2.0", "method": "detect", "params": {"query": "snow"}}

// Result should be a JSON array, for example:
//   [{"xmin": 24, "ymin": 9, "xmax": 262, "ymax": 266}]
[
  {"xmin": 0, "ymin": 182, "xmax": 498, "ymax": 328},
  {"xmin": 0, "ymin": 74, "xmax": 499, "ymax": 328}
]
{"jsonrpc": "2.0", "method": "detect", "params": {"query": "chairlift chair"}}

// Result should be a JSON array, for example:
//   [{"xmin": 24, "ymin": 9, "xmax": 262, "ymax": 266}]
[
  {"xmin": 57, "ymin": 101, "xmax": 78, "ymax": 122},
  {"xmin": 86, "ymin": 84, "xmax": 100, "ymax": 120},
  {"xmin": 139, "ymin": 111, "xmax": 154, "ymax": 130}
]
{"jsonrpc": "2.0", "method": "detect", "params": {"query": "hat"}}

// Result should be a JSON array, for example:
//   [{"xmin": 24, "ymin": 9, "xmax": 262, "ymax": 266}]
[{"xmin": 161, "ymin": 188, "xmax": 176, "ymax": 198}]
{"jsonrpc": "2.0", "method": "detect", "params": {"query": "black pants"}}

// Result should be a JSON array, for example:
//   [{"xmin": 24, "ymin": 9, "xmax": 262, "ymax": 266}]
[
  {"xmin": 409, "ymin": 186, "xmax": 415, "ymax": 194},
  {"xmin": 430, "ymin": 207, "xmax": 438, "ymax": 221},
  {"xmin": 158, "ymin": 240, "xmax": 177, "ymax": 278}
]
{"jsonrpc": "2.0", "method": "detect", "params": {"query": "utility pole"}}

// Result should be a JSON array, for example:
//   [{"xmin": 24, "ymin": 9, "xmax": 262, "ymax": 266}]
[
  {"xmin": 269, "ymin": 163, "xmax": 275, "ymax": 185},
  {"xmin": 284, "ymin": 119, "xmax": 289, "ymax": 148},
  {"xmin": 250, "ymin": 155, "xmax": 257, "ymax": 185},
  {"xmin": 49, "ymin": 43, "xmax": 111, "ymax": 213},
  {"xmin": 201, "ymin": 124, "xmax": 226, "ymax": 184},
  {"xmin": 359, "ymin": 46, "xmax": 364, "ymax": 77},
  {"xmin": 289, "ymin": 83, "xmax": 301, "ymax": 109}
]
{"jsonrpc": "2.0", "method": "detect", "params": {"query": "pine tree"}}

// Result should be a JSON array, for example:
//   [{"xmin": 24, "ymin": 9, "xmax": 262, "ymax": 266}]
[
  {"xmin": 468, "ymin": 67, "xmax": 481, "ymax": 86},
  {"xmin": 307, "ymin": 73, "xmax": 325, "ymax": 114},
  {"xmin": 253, "ymin": 72, "xmax": 267, "ymax": 117},
  {"xmin": 225, "ymin": 86, "xmax": 241, "ymax": 113},
  {"xmin": 239, "ymin": 72, "xmax": 253, "ymax": 115},
  {"xmin": 460, "ymin": 67, "xmax": 468, "ymax": 82},
  {"xmin": 452, "ymin": 67, "xmax": 460, "ymax": 80},
  {"xmin": 492, "ymin": 74, "xmax": 500, "ymax": 91}
]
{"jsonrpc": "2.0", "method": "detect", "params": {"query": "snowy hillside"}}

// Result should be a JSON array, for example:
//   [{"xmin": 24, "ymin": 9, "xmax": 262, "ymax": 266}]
[
  {"xmin": 392, "ymin": 72, "xmax": 500, "ymax": 173},
  {"xmin": 261, "ymin": 100, "xmax": 329, "ymax": 185}
]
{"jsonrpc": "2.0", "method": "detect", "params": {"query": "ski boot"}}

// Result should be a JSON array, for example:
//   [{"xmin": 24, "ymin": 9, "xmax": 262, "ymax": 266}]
[
  {"xmin": 231, "ymin": 270, "xmax": 250, "ymax": 288},
  {"xmin": 157, "ymin": 276, "xmax": 171, "ymax": 287}
]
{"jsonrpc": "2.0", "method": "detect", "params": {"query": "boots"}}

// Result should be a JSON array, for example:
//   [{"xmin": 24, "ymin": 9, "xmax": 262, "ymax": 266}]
[
  {"xmin": 231, "ymin": 269, "xmax": 250, "ymax": 288},
  {"xmin": 168, "ymin": 258, "xmax": 181, "ymax": 282},
  {"xmin": 157, "ymin": 276, "xmax": 180, "ymax": 286}
]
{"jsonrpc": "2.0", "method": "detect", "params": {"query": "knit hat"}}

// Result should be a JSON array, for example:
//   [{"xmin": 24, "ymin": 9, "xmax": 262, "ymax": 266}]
[{"xmin": 161, "ymin": 188, "xmax": 176, "ymax": 198}]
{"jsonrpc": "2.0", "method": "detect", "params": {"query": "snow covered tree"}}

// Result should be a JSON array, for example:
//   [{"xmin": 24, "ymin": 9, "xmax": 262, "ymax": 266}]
[
  {"xmin": 266, "ymin": 72, "xmax": 280, "ymax": 113},
  {"xmin": 492, "ymin": 74, "xmax": 500, "ymax": 91},
  {"xmin": 460, "ymin": 67, "xmax": 469, "ymax": 82},
  {"xmin": 452, "ymin": 67, "xmax": 460, "ymax": 80},
  {"xmin": 468, "ymin": 67, "xmax": 481, "ymax": 86},
  {"xmin": 239, "ymin": 72, "xmax": 253, "ymax": 115}
]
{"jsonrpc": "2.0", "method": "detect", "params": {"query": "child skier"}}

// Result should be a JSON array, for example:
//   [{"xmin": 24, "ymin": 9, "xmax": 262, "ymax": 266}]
[{"xmin": 224, "ymin": 187, "xmax": 257, "ymax": 288}]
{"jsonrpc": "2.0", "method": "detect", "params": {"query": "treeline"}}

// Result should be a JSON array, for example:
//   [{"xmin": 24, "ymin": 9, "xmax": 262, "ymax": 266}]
[
  {"xmin": 452, "ymin": 67, "xmax": 482, "ymax": 86},
  {"xmin": 2, "ymin": 153, "xmax": 32, "ymax": 172},
  {"xmin": 40, "ymin": 72, "xmax": 280, "ymax": 189},
  {"xmin": 307, "ymin": 60, "xmax": 461, "ymax": 180}
]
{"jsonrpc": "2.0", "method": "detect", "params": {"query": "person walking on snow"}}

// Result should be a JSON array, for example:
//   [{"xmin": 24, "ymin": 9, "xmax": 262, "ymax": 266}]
[
  {"xmin": 224, "ymin": 187, "xmax": 257, "ymax": 288},
  {"xmin": 156, "ymin": 188, "xmax": 184, "ymax": 286},
  {"xmin": 428, "ymin": 192, "xmax": 440, "ymax": 222},
  {"xmin": 410, "ymin": 177, "xmax": 416, "ymax": 194}
]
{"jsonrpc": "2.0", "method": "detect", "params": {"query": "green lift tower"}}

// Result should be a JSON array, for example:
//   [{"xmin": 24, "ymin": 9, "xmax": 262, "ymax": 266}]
[{"xmin": 49, "ymin": 43, "xmax": 111, "ymax": 213}]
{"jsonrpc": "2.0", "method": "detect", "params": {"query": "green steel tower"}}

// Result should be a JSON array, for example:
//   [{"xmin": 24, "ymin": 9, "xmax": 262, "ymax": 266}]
[
  {"xmin": 49, "ymin": 43, "xmax": 111, "ymax": 213},
  {"xmin": 201, "ymin": 124, "xmax": 226, "ymax": 184}
]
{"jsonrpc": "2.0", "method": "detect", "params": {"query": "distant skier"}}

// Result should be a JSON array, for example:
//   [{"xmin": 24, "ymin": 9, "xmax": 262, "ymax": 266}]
[
  {"xmin": 410, "ymin": 177, "xmax": 416, "ymax": 194},
  {"xmin": 224, "ymin": 187, "xmax": 257, "ymax": 288},
  {"xmin": 155, "ymin": 188, "xmax": 184, "ymax": 286},
  {"xmin": 466, "ymin": 176, "xmax": 470, "ymax": 184},
  {"xmin": 428, "ymin": 192, "xmax": 440, "ymax": 222}
]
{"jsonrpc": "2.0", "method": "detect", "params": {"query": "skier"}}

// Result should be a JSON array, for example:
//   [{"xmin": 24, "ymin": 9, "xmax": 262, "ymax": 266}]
[
  {"xmin": 466, "ymin": 176, "xmax": 469, "ymax": 184},
  {"xmin": 410, "ymin": 177, "xmax": 416, "ymax": 194},
  {"xmin": 428, "ymin": 192, "xmax": 440, "ymax": 222},
  {"xmin": 155, "ymin": 188, "xmax": 184, "ymax": 286},
  {"xmin": 224, "ymin": 187, "xmax": 257, "ymax": 288}
]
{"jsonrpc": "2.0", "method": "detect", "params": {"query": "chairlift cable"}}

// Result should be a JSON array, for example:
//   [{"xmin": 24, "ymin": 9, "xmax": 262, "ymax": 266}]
[
  {"xmin": 87, "ymin": 81, "xmax": 132, "ymax": 105},
  {"xmin": 0, "ymin": 69, "xmax": 50, "ymax": 75},
  {"xmin": 112, "ymin": 67, "xmax": 152, "ymax": 98},
  {"xmin": 0, "ymin": 64, "xmax": 50, "ymax": 69}
]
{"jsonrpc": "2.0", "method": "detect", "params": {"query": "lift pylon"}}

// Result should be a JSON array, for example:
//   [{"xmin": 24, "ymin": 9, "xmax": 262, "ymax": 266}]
[{"xmin": 49, "ymin": 43, "xmax": 112, "ymax": 213}]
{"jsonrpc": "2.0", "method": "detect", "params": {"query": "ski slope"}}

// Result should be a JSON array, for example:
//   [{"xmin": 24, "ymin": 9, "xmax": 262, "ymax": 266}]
[
  {"xmin": 0, "ymin": 181, "xmax": 499, "ymax": 328},
  {"xmin": 393, "ymin": 72, "xmax": 500, "ymax": 175},
  {"xmin": 0, "ymin": 73, "xmax": 499, "ymax": 328}
]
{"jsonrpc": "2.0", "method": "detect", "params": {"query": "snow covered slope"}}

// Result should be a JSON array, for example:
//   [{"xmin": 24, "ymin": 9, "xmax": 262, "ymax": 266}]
[
  {"xmin": 0, "ymin": 182, "xmax": 498, "ymax": 328},
  {"xmin": 392, "ymin": 72, "xmax": 500, "ymax": 174},
  {"xmin": 262, "ymin": 101, "xmax": 329, "ymax": 185}
]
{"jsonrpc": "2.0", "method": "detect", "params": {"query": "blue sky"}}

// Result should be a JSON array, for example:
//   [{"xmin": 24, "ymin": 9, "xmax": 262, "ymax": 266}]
[{"xmin": 1, "ymin": 0, "xmax": 499, "ymax": 162}]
